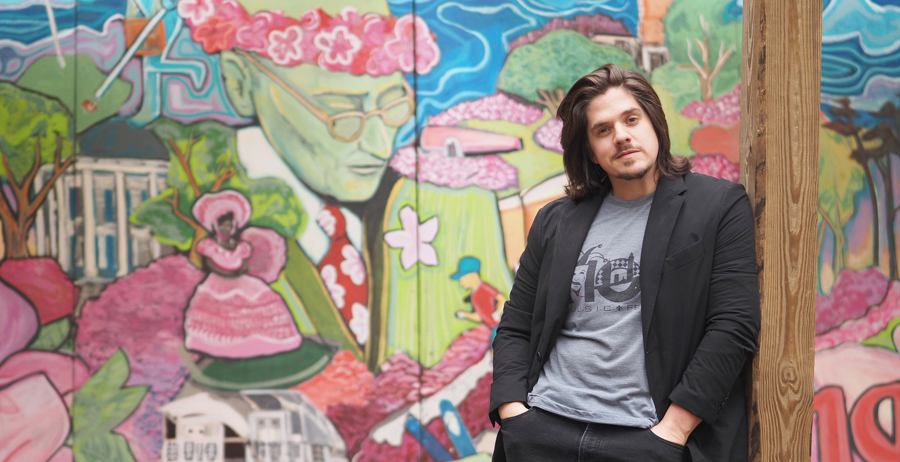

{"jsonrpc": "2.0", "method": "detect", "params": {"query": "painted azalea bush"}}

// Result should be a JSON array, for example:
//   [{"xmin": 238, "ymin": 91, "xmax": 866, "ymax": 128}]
[{"xmin": 0, "ymin": 258, "xmax": 146, "ymax": 462}]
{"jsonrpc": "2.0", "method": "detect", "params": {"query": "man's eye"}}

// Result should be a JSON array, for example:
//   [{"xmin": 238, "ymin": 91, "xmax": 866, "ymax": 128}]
[{"xmin": 628, "ymin": 117, "xmax": 638, "ymax": 123}]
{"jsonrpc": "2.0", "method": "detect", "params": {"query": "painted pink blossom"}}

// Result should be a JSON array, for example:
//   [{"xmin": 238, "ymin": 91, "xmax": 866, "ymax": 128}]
[
  {"xmin": 177, "ymin": 0, "xmax": 215, "ymax": 25},
  {"xmin": 268, "ymin": 26, "xmax": 305, "ymax": 66},
  {"xmin": 383, "ymin": 205, "xmax": 440, "ymax": 270},
  {"xmin": 680, "ymin": 84, "xmax": 741, "ymax": 126},
  {"xmin": 429, "ymin": 92, "xmax": 544, "ymax": 126},
  {"xmin": 340, "ymin": 245, "xmax": 366, "ymax": 286},
  {"xmin": 389, "ymin": 147, "xmax": 520, "ymax": 191},
  {"xmin": 349, "ymin": 303, "xmax": 369, "ymax": 345},
  {"xmin": 321, "ymin": 264, "xmax": 347, "ymax": 308},
  {"xmin": 384, "ymin": 15, "xmax": 441, "ymax": 74},
  {"xmin": 315, "ymin": 26, "xmax": 362, "ymax": 66},
  {"xmin": 236, "ymin": 12, "xmax": 287, "ymax": 52},
  {"xmin": 535, "ymin": 117, "xmax": 563, "ymax": 153}
]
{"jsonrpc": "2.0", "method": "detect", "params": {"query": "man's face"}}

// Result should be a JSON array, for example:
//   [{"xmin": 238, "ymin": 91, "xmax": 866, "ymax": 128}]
[
  {"xmin": 586, "ymin": 87, "xmax": 659, "ymax": 184},
  {"xmin": 247, "ymin": 60, "xmax": 409, "ymax": 202}
]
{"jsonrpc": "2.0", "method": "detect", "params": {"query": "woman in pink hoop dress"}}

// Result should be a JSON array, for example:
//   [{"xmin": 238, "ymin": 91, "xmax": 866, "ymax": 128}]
[{"xmin": 183, "ymin": 190, "xmax": 301, "ymax": 358}]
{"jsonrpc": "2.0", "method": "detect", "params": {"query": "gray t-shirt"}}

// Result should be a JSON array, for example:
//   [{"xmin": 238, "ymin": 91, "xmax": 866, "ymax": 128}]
[{"xmin": 527, "ymin": 192, "xmax": 658, "ymax": 428}]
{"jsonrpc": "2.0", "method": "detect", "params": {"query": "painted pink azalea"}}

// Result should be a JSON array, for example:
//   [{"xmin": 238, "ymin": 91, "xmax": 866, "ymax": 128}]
[
  {"xmin": 428, "ymin": 93, "xmax": 544, "ymax": 126},
  {"xmin": 177, "ymin": 0, "xmax": 215, "ymax": 25},
  {"xmin": 340, "ymin": 245, "xmax": 366, "ymax": 286},
  {"xmin": 383, "ymin": 205, "xmax": 439, "ymax": 271},
  {"xmin": 321, "ymin": 264, "xmax": 347, "ymax": 308},
  {"xmin": 315, "ymin": 26, "xmax": 362, "ymax": 66},
  {"xmin": 535, "ymin": 117, "xmax": 563, "ymax": 153},
  {"xmin": 0, "ymin": 279, "xmax": 38, "ymax": 365},
  {"xmin": 389, "ymin": 147, "xmax": 519, "ymax": 191},
  {"xmin": 267, "ymin": 26, "xmax": 305, "ymax": 66}
]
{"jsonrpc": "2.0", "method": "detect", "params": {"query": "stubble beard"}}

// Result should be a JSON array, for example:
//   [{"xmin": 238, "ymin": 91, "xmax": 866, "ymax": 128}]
[{"xmin": 615, "ymin": 161, "xmax": 653, "ymax": 181}]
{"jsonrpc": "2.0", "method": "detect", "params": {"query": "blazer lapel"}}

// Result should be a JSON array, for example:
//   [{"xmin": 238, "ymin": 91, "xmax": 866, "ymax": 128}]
[
  {"xmin": 541, "ymin": 188, "xmax": 607, "ymax": 344},
  {"xmin": 639, "ymin": 175, "xmax": 686, "ymax": 344}
]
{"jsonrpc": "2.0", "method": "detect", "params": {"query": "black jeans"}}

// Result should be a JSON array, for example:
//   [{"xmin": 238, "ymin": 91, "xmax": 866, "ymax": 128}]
[{"xmin": 500, "ymin": 407, "xmax": 689, "ymax": 462}]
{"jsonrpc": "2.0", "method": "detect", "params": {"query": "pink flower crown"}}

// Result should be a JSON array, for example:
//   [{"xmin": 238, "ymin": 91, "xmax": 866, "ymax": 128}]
[{"xmin": 178, "ymin": 0, "xmax": 441, "ymax": 76}]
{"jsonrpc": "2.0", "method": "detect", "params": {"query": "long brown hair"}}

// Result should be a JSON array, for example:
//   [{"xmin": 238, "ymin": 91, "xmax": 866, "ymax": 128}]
[{"xmin": 558, "ymin": 63, "xmax": 691, "ymax": 201}]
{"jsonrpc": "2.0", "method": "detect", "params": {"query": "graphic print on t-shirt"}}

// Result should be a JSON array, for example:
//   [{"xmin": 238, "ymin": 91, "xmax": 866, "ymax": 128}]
[{"xmin": 571, "ymin": 244, "xmax": 641, "ymax": 305}]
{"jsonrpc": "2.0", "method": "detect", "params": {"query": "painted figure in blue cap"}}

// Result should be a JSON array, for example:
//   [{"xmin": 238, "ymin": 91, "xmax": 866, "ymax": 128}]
[{"xmin": 452, "ymin": 256, "xmax": 506, "ymax": 336}]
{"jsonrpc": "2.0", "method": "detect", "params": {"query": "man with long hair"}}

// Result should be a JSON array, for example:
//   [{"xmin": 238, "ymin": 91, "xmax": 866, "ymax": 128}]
[{"xmin": 490, "ymin": 64, "xmax": 760, "ymax": 461}]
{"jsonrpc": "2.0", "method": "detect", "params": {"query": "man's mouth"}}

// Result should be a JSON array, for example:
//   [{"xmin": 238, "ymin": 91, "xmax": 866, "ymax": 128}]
[
  {"xmin": 347, "ymin": 163, "xmax": 386, "ymax": 175},
  {"xmin": 615, "ymin": 149, "xmax": 640, "ymax": 159}
]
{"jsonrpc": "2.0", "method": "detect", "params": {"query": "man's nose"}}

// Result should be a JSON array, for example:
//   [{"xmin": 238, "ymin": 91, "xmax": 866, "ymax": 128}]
[
  {"xmin": 358, "ymin": 115, "xmax": 392, "ymax": 160},
  {"xmin": 614, "ymin": 123, "xmax": 632, "ymax": 145}
]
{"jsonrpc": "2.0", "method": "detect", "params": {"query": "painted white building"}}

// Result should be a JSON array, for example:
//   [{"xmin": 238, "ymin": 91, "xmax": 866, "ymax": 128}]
[
  {"xmin": 33, "ymin": 155, "xmax": 170, "ymax": 280},
  {"xmin": 159, "ymin": 391, "xmax": 349, "ymax": 462}
]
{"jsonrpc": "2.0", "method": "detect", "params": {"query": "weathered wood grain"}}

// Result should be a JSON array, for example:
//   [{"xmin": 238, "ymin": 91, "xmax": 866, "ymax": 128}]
[{"xmin": 740, "ymin": 0, "xmax": 820, "ymax": 461}]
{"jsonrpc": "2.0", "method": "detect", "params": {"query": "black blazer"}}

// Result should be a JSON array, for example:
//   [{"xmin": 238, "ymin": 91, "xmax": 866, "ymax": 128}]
[{"xmin": 490, "ymin": 173, "xmax": 760, "ymax": 462}]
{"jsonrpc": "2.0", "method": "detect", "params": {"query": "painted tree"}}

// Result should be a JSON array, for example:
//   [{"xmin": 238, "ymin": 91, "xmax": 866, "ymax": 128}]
[
  {"xmin": 862, "ymin": 113, "xmax": 900, "ymax": 280},
  {"xmin": 825, "ymin": 98, "xmax": 882, "ymax": 268},
  {"xmin": 131, "ymin": 118, "xmax": 306, "ymax": 267},
  {"xmin": 497, "ymin": 30, "xmax": 637, "ymax": 114},
  {"xmin": 818, "ymin": 128, "xmax": 864, "ymax": 292},
  {"xmin": 0, "ymin": 82, "xmax": 74, "ymax": 260},
  {"xmin": 662, "ymin": 0, "xmax": 741, "ymax": 102}
]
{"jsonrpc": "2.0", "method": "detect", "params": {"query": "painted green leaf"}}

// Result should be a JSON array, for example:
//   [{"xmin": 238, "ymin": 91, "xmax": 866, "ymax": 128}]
[
  {"xmin": 130, "ymin": 191, "xmax": 195, "ymax": 251},
  {"xmin": 28, "ymin": 317, "xmax": 71, "ymax": 351},
  {"xmin": 73, "ymin": 350, "xmax": 148, "ymax": 441},
  {"xmin": 74, "ymin": 433, "xmax": 137, "ymax": 462}
]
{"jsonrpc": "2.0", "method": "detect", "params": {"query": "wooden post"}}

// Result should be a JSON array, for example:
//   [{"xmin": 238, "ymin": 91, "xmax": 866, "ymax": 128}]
[{"xmin": 740, "ymin": 0, "xmax": 820, "ymax": 461}]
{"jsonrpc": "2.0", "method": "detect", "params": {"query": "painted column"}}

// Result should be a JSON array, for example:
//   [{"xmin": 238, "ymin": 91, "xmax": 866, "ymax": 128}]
[
  {"xmin": 82, "ymin": 168, "xmax": 98, "ymax": 278},
  {"xmin": 34, "ymin": 172, "xmax": 46, "ymax": 256},
  {"xmin": 148, "ymin": 170, "xmax": 161, "ymax": 259},
  {"xmin": 48, "ymin": 183, "xmax": 58, "ymax": 259},
  {"xmin": 55, "ymin": 180, "xmax": 69, "ymax": 271},
  {"xmin": 115, "ymin": 171, "xmax": 129, "ymax": 277}
]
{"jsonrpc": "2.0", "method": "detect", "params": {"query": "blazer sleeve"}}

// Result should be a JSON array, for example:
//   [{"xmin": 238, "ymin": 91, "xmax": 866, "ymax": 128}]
[
  {"xmin": 668, "ymin": 183, "xmax": 761, "ymax": 423},
  {"xmin": 489, "ymin": 205, "xmax": 548, "ymax": 425}
]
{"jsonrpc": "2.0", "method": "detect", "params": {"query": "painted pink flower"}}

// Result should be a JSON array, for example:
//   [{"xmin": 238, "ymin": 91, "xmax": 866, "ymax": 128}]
[
  {"xmin": 317, "ymin": 208, "xmax": 337, "ymax": 237},
  {"xmin": 267, "ymin": 25, "xmax": 305, "ymax": 66},
  {"xmin": 236, "ymin": 11, "xmax": 285, "ymax": 52},
  {"xmin": 384, "ymin": 15, "xmax": 440, "ymax": 74},
  {"xmin": 0, "ymin": 351, "xmax": 91, "ymax": 462},
  {"xmin": 193, "ymin": 16, "xmax": 240, "ymax": 53},
  {"xmin": 177, "ymin": 0, "xmax": 215, "ymax": 25},
  {"xmin": 300, "ymin": 8, "xmax": 322, "ymax": 30},
  {"xmin": 321, "ymin": 264, "xmax": 346, "ymax": 308},
  {"xmin": 349, "ymin": 303, "xmax": 369, "ymax": 345},
  {"xmin": 0, "ymin": 374, "xmax": 70, "ymax": 462},
  {"xmin": 340, "ymin": 245, "xmax": 366, "ymax": 286},
  {"xmin": 315, "ymin": 26, "xmax": 363, "ymax": 66},
  {"xmin": 384, "ymin": 205, "xmax": 439, "ymax": 271},
  {"xmin": 0, "ymin": 279, "xmax": 38, "ymax": 364}
]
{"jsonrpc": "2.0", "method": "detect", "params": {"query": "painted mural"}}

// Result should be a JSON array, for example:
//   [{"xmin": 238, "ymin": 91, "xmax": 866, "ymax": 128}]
[{"xmin": 0, "ymin": 0, "xmax": 888, "ymax": 461}]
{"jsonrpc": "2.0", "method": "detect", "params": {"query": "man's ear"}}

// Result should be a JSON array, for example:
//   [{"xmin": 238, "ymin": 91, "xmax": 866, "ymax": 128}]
[{"xmin": 220, "ymin": 51, "xmax": 256, "ymax": 117}]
